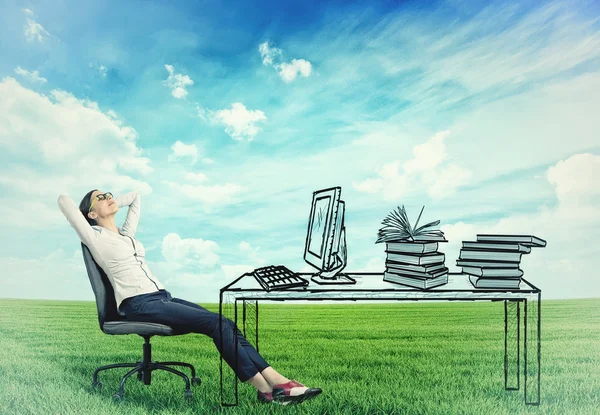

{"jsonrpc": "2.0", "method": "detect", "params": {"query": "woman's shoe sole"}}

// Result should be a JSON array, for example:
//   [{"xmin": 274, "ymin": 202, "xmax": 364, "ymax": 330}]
[{"xmin": 276, "ymin": 388, "xmax": 322, "ymax": 405}]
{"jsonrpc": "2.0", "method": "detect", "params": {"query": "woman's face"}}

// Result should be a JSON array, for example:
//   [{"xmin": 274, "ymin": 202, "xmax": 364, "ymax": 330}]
[{"xmin": 88, "ymin": 191, "xmax": 118, "ymax": 219}]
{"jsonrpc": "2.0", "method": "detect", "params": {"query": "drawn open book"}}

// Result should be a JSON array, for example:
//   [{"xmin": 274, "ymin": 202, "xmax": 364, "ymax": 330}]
[{"xmin": 376, "ymin": 205, "xmax": 447, "ymax": 243}]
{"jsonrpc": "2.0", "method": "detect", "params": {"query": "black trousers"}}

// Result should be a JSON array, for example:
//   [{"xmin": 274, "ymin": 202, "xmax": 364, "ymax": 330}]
[{"xmin": 120, "ymin": 289, "xmax": 270, "ymax": 382}]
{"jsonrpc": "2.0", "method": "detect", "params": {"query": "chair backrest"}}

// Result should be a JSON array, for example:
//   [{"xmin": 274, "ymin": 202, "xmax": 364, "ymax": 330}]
[{"xmin": 81, "ymin": 242, "xmax": 123, "ymax": 330}]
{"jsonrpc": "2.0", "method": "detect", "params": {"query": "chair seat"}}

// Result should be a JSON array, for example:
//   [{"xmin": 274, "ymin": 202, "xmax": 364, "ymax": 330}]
[{"xmin": 103, "ymin": 321, "xmax": 175, "ymax": 336}]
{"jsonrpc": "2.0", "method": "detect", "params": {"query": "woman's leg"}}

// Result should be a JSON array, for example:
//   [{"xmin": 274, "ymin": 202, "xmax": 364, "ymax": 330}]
[
  {"xmin": 170, "ymin": 298, "xmax": 271, "ymax": 370},
  {"xmin": 170, "ymin": 297, "xmax": 308, "ymax": 395},
  {"xmin": 169, "ymin": 297, "xmax": 275, "ymax": 392},
  {"xmin": 121, "ymin": 292, "xmax": 262, "ymax": 385}
]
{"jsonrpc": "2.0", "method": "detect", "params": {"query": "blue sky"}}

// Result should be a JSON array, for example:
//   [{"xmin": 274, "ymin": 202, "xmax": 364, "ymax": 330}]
[{"xmin": 0, "ymin": 0, "xmax": 599, "ymax": 302}]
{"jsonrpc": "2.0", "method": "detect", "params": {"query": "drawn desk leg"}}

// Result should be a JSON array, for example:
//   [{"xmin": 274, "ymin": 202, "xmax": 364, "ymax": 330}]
[
  {"xmin": 504, "ymin": 300, "xmax": 520, "ymax": 391},
  {"xmin": 524, "ymin": 294, "xmax": 541, "ymax": 406},
  {"xmin": 241, "ymin": 300, "xmax": 259, "ymax": 352},
  {"xmin": 219, "ymin": 291, "xmax": 238, "ymax": 406}
]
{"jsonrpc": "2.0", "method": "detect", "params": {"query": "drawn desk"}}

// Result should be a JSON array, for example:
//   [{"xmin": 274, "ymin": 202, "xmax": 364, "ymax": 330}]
[{"xmin": 218, "ymin": 272, "xmax": 541, "ymax": 407}]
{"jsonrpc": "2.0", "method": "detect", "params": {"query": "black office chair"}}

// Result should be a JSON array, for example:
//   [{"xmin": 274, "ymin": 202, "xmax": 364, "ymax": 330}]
[{"xmin": 81, "ymin": 242, "xmax": 201, "ymax": 401}]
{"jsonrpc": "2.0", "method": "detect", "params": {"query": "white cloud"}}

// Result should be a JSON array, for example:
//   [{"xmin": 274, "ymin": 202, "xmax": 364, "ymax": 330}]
[
  {"xmin": 209, "ymin": 102, "xmax": 267, "ymax": 141},
  {"xmin": 161, "ymin": 232, "xmax": 220, "ymax": 269},
  {"xmin": 546, "ymin": 153, "xmax": 600, "ymax": 210},
  {"xmin": 222, "ymin": 264, "xmax": 255, "ymax": 279},
  {"xmin": 0, "ymin": 199, "xmax": 65, "ymax": 229},
  {"xmin": 23, "ymin": 9, "xmax": 51, "ymax": 43},
  {"xmin": 258, "ymin": 41, "xmax": 282, "ymax": 65},
  {"xmin": 239, "ymin": 241, "xmax": 266, "ymax": 265},
  {"xmin": 185, "ymin": 172, "xmax": 209, "ymax": 183},
  {"xmin": 354, "ymin": 131, "xmax": 471, "ymax": 201},
  {"xmin": 168, "ymin": 140, "xmax": 199, "ymax": 165},
  {"xmin": 117, "ymin": 155, "xmax": 153, "ymax": 175},
  {"xmin": 353, "ymin": 257, "xmax": 385, "ymax": 272},
  {"xmin": 214, "ymin": 242, "xmax": 268, "ymax": 280},
  {"xmin": 403, "ymin": 130, "xmax": 449, "ymax": 174},
  {"xmin": 203, "ymin": 242, "xmax": 266, "ymax": 282},
  {"xmin": 277, "ymin": 59, "xmax": 312, "ymax": 83},
  {"xmin": 424, "ymin": 163, "xmax": 472, "ymax": 200},
  {"xmin": 196, "ymin": 104, "xmax": 208, "ymax": 121},
  {"xmin": 14, "ymin": 66, "xmax": 47, "ymax": 83},
  {"xmin": 89, "ymin": 63, "xmax": 108, "ymax": 78},
  {"xmin": 0, "ymin": 77, "xmax": 153, "ymax": 228},
  {"xmin": 163, "ymin": 64, "xmax": 194, "ymax": 99},
  {"xmin": 155, "ymin": 239, "xmax": 266, "ymax": 289},
  {"xmin": 162, "ymin": 180, "xmax": 245, "ymax": 208},
  {"xmin": 258, "ymin": 41, "xmax": 313, "ymax": 83},
  {"xmin": 360, "ymin": 161, "xmax": 411, "ymax": 201},
  {"xmin": 352, "ymin": 178, "xmax": 383, "ymax": 194}
]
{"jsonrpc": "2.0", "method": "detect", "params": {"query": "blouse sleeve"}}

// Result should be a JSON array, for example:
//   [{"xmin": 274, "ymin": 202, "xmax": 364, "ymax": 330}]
[
  {"xmin": 57, "ymin": 194, "xmax": 99, "ymax": 247},
  {"xmin": 114, "ymin": 191, "xmax": 141, "ymax": 236}
]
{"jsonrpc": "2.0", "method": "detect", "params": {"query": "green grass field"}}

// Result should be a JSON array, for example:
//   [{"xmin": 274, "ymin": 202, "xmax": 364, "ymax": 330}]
[{"xmin": 0, "ymin": 298, "xmax": 599, "ymax": 414}]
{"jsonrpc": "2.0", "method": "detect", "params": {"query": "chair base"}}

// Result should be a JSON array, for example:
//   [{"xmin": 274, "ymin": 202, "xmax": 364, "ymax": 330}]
[{"xmin": 91, "ymin": 335, "xmax": 201, "ymax": 401}]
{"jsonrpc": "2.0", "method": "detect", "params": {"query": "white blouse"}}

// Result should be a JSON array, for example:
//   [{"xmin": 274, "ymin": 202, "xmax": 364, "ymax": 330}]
[{"xmin": 57, "ymin": 191, "xmax": 165, "ymax": 314}]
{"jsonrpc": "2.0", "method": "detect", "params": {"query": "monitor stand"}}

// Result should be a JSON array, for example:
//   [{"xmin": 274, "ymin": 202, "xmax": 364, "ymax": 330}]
[
  {"xmin": 311, "ymin": 273, "xmax": 356, "ymax": 285},
  {"xmin": 310, "ymin": 233, "xmax": 355, "ymax": 284}
]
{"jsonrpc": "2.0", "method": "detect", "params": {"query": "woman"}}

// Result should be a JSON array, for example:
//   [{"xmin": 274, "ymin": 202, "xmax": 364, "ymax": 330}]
[{"xmin": 57, "ymin": 189, "xmax": 322, "ymax": 405}]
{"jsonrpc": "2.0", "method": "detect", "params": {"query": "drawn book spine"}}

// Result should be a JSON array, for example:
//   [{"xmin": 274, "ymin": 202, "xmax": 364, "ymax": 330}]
[
  {"xmin": 460, "ymin": 266, "xmax": 524, "ymax": 278},
  {"xmin": 462, "ymin": 241, "xmax": 531, "ymax": 253},
  {"xmin": 386, "ymin": 252, "xmax": 445, "ymax": 265},
  {"xmin": 385, "ymin": 241, "xmax": 439, "ymax": 254},
  {"xmin": 459, "ymin": 249, "xmax": 523, "ymax": 262},
  {"xmin": 385, "ymin": 266, "xmax": 449, "ymax": 279},
  {"xmin": 384, "ymin": 272, "xmax": 449, "ymax": 289},
  {"xmin": 468, "ymin": 275, "xmax": 521, "ymax": 289},
  {"xmin": 387, "ymin": 261, "xmax": 446, "ymax": 274},
  {"xmin": 476, "ymin": 234, "xmax": 547, "ymax": 247},
  {"xmin": 456, "ymin": 259, "xmax": 520, "ymax": 268}
]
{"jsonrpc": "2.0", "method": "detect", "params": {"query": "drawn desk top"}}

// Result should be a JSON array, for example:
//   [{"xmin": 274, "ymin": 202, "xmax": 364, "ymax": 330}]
[{"xmin": 222, "ymin": 272, "xmax": 541, "ymax": 301}]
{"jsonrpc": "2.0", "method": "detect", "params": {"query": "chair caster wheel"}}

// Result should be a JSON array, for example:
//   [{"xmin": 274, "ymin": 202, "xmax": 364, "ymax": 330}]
[
  {"xmin": 191, "ymin": 377, "xmax": 201, "ymax": 386},
  {"xmin": 184, "ymin": 390, "xmax": 193, "ymax": 400},
  {"xmin": 112, "ymin": 393, "xmax": 124, "ymax": 402},
  {"xmin": 91, "ymin": 381, "xmax": 102, "ymax": 390}
]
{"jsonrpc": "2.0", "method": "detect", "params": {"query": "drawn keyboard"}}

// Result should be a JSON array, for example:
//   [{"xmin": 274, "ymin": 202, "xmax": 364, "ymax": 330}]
[{"xmin": 252, "ymin": 265, "xmax": 309, "ymax": 292}]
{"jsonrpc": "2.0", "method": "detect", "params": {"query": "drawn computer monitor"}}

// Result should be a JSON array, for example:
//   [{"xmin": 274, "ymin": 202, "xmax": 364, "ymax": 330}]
[{"xmin": 303, "ymin": 187, "xmax": 356, "ymax": 285}]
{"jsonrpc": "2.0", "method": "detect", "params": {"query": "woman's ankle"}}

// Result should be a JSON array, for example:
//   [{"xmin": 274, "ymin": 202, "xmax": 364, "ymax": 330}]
[{"xmin": 271, "ymin": 377, "xmax": 290, "ymax": 385}]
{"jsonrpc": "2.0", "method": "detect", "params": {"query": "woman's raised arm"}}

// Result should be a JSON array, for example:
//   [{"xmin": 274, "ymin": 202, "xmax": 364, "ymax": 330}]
[
  {"xmin": 114, "ymin": 191, "xmax": 141, "ymax": 236},
  {"xmin": 57, "ymin": 194, "xmax": 99, "ymax": 247}
]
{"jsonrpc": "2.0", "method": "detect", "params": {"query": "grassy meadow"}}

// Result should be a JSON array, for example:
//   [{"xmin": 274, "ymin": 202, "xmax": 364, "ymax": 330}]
[{"xmin": 0, "ymin": 298, "xmax": 599, "ymax": 414}]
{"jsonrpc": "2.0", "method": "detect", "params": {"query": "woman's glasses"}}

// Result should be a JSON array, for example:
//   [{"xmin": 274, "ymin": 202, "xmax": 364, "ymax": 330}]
[{"xmin": 89, "ymin": 192, "xmax": 113, "ymax": 212}]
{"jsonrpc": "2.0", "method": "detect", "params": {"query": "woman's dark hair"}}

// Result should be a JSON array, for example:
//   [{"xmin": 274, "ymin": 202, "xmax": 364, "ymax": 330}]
[{"xmin": 79, "ymin": 189, "xmax": 98, "ymax": 226}]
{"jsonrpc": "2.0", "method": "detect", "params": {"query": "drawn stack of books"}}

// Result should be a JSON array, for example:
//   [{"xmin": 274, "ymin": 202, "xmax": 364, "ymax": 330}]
[
  {"xmin": 457, "ymin": 234, "xmax": 547, "ymax": 289},
  {"xmin": 376, "ymin": 205, "xmax": 449, "ymax": 290}
]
